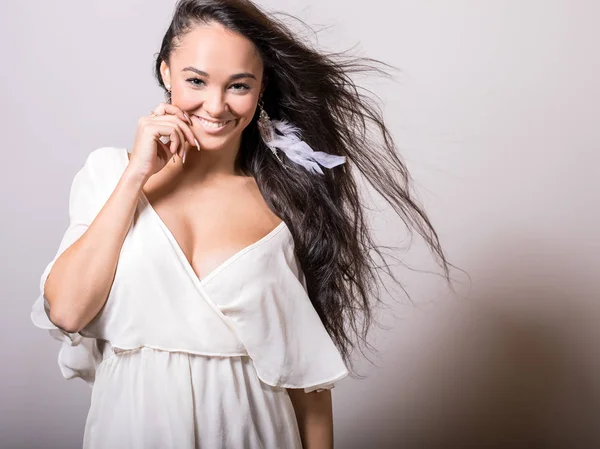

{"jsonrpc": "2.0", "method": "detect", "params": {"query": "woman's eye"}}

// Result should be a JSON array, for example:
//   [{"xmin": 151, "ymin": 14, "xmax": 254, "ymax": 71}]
[
  {"xmin": 186, "ymin": 78, "xmax": 205, "ymax": 87},
  {"xmin": 230, "ymin": 83, "xmax": 250, "ymax": 92},
  {"xmin": 185, "ymin": 78, "xmax": 249, "ymax": 92}
]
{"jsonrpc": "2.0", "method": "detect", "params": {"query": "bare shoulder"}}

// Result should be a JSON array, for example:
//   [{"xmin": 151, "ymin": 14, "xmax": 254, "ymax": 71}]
[{"xmin": 234, "ymin": 175, "xmax": 283, "ymax": 229}]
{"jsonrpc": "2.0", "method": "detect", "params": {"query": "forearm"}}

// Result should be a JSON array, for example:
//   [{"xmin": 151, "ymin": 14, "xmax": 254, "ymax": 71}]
[
  {"xmin": 287, "ymin": 388, "xmax": 334, "ymax": 449},
  {"xmin": 45, "ymin": 167, "xmax": 148, "ymax": 333}
]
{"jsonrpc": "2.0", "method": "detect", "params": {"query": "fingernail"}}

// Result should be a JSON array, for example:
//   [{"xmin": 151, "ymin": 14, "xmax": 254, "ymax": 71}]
[
  {"xmin": 182, "ymin": 148, "xmax": 187, "ymax": 164},
  {"xmin": 184, "ymin": 112, "xmax": 192, "ymax": 126},
  {"xmin": 194, "ymin": 138, "xmax": 200, "ymax": 151}
]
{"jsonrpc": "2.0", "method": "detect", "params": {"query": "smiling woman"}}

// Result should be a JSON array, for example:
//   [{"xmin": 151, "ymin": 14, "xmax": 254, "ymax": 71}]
[
  {"xmin": 181, "ymin": 67, "xmax": 251, "ymax": 132},
  {"xmin": 158, "ymin": 22, "xmax": 264, "ymax": 155},
  {"xmin": 31, "ymin": 0, "xmax": 456, "ymax": 448}
]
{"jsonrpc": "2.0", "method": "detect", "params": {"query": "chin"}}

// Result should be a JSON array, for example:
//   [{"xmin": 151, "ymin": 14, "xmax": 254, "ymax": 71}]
[
  {"xmin": 198, "ymin": 143, "xmax": 226, "ymax": 152},
  {"xmin": 198, "ymin": 135, "xmax": 241, "ymax": 152},
  {"xmin": 197, "ymin": 125, "xmax": 247, "ymax": 151}
]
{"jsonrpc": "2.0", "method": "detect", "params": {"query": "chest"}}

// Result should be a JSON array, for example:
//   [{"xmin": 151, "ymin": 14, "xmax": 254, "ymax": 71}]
[{"xmin": 140, "ymin": 177, "xmax": 283, "ymax": 282}]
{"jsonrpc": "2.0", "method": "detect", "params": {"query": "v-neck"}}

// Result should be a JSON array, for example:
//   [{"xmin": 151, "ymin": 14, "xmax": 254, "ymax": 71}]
[{"xmin": 118, "ymin": 147, "xmax": 289, "ymax": 285}]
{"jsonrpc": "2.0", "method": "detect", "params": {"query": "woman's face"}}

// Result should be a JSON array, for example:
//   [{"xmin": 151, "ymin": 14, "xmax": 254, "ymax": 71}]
[{"xmin": 161, "ymin": 22, "xmax": 264, "ymax": 153}]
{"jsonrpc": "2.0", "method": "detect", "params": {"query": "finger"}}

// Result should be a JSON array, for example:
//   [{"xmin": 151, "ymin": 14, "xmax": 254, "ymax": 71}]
[
  {"xmin": 169, "ymin": 129, "xmax": 182, "ymax": 158},
  {"xmin": 152, "ymin": 120, "xmax": 184, "ymax": 159},
  {"xmin": 152, "ymin": 124, "xmax": 181, "ymax": 158},
  {"xmin": 156, "ymin": 113, "xmax": 197, "ymax": 149},
  {"xmin": 175, "ymin": 117, "xmax": 199, "ymax": 151},
  {"xmin": 152, "ymin": 103, "xmax": 193, "ymax": 127},
  {"xmin": 154, "ymin": 115, "xmax": 198, "ymax": 154},
  {"xmin": 157, "ymin": 140, "xmax": 172, "ymax": 163},
  {"xmin": 167, "ymin": 121, "xmax": 186, "ymax": 159}
]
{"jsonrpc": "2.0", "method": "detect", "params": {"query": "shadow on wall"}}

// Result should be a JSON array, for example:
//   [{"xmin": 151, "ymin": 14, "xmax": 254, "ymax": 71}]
[{"xmin": 343, "ymin": 235, "xmax": 600, "ymax": 449}]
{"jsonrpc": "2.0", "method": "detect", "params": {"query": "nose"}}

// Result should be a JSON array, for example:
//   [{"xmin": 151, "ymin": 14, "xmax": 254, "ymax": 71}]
[{"xmin": 201, "ymin": 89, "xmax": 229, "ymax": 118}]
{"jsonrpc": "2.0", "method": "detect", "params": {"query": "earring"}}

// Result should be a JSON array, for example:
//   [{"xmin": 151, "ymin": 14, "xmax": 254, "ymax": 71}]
[
  {"xmin": 257, "ymin": 98, "xmax": 286, "ymax": 167},
  {"xmin": 166, "ymin": 84, "xmax": 172, "ymax": 106},
  {"xmin": 256, "ymin": 96, "xmax": 347, "ymax": 175}
]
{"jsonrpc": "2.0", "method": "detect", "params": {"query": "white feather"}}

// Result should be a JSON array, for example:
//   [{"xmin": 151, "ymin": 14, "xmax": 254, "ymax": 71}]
[{"xmin": 263, "ymin": 119, "xmax": 346, "ymax": 175}]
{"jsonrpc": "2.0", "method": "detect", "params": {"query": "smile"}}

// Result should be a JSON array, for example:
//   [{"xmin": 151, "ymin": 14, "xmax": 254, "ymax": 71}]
[{"xmin": 195, "ymin": 116, "xmax": 235, "ymax": 130}]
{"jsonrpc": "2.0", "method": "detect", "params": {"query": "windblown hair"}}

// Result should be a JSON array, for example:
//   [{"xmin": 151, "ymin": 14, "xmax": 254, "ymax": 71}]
[{"xmin": 155, "ymin": 0, "xmax": 459, "ymax": 374}]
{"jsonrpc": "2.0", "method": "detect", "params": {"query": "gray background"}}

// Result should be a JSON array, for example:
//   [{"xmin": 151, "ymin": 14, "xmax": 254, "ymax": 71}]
[{"xmin": 2, "ymin": 1, "xmax": 599, "ymax": 448}]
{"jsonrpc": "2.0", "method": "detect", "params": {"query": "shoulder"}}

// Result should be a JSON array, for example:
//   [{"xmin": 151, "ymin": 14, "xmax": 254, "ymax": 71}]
[
  {"xmin": 82, "ymin": 146, "xmax": 125, "ymax": 173},
  {"xmin": 236, "ymin": 176, "xmax": 285, "ymax": 231},
  {"xmin": 76, "ymin": 147, "xmax": 126, "ymax": 184},
  {"xmin": 70, "ymin": 147, "xmax": 126, "ymax": 200}
]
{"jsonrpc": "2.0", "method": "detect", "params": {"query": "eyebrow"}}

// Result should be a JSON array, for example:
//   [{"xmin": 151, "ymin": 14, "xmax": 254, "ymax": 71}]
[{"xmin": 181, "ymin": 66, "xmax": 257, "ymax": 81}]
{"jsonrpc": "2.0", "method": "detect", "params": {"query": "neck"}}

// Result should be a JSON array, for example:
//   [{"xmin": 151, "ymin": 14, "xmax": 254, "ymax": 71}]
[{"xmin": 180, "ymin": 136, "xmax": 245, "ymax": 181}]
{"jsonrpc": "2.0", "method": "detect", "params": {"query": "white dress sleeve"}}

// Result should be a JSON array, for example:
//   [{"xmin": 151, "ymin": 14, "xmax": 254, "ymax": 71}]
[
  {"xmin": 30, "ymin": 147, "xmax": 117, "ymax": 386},
  {"xmin": 270, "ymin": 261, "xmax": 350, "ymax": 394},
  {"xmin": 202, "ymin": 230, "xmax": 350, "ymax": 394}
]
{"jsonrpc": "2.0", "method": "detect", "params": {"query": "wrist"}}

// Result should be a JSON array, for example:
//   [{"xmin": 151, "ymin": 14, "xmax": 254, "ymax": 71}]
[{"xmin": 121, "ymin": 165, "xmax": 149, "ymax": 191}]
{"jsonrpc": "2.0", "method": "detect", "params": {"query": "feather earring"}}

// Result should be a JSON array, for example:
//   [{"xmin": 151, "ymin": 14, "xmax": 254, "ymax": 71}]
[{"xmin": 257, "ymin": 99, "xmax": 347, "ymax": 175}]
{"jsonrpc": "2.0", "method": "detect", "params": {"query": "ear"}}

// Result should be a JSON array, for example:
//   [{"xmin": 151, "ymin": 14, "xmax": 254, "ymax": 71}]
[{"xmin": 160, "ymin": 61, "xmax": 171, "ymax": 87}]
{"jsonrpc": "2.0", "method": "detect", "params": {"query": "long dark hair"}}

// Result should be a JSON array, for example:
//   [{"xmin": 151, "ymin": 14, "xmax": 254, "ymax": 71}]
[{"xmin": 155, "ymin": 0, "xmax": 461, "ymax": 375}]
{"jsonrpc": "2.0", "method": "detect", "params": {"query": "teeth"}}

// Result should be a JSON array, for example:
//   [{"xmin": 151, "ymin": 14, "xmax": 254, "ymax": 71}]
[{"xmin": 198, "ymin": 117, "xmax": 230, "ymax": 128}]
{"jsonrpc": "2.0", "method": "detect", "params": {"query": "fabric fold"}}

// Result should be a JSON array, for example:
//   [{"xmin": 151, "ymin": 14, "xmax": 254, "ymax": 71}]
[
  {"xmin": 201, "ymin": 227, "xmax": 350, "ymax": 393},
  {"xmin": 33, "ymin": 146, "xmax": 349, "ymax": 395},
  {"xmin": 30, "ymin": 148, "xmax": 118, "ymax": 385}
]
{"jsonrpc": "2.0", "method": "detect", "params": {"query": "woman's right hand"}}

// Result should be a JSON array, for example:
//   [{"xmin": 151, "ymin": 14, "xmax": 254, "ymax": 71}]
[{"xmin": 127, "ymin": 103, "xmax": 199, "ymax": 180}]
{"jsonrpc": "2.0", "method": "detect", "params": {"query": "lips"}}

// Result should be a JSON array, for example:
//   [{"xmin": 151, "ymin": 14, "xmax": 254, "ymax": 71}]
[
  {"xmin": 193, "ymin": 115, "xmax": 235, "ymax": 129},
  {"xmin": 194, "ymin": 115, "xmax": 234, "ymax": 126}
]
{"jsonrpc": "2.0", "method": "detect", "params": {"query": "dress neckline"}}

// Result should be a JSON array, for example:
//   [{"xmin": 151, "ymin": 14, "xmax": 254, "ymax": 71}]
[{"xmin": 117, "ymin": 147, "xmax": 290, "ymax": 285}]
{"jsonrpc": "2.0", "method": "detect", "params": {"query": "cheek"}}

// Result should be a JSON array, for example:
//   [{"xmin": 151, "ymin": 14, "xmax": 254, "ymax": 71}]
[
  {"xmin": 230, "ymin": 96, "xmax": 259, "ymax": 120},
  {"xmin": 170, "ymin": 90, "xmax": 196, "ymax": 109},
  {"xmin": 171, "ymin": 90, "xmax": 258, "ymax": 124}
]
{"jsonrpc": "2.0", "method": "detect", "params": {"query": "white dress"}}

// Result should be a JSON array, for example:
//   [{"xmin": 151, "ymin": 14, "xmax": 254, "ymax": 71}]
[{"xmin": 31, "ymin": 147, "xmax": 349, "ymax": 449}]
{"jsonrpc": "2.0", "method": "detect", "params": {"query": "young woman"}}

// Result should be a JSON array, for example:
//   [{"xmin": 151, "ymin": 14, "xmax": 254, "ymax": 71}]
[{"xmin": 32, "ymin": 0, "xmax": 454, "ymax": 447}]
